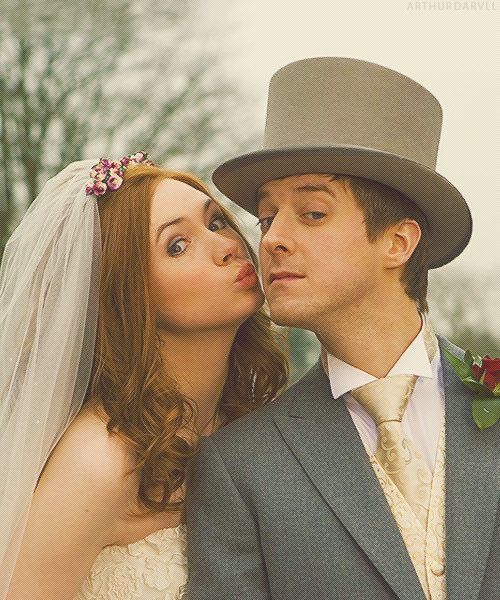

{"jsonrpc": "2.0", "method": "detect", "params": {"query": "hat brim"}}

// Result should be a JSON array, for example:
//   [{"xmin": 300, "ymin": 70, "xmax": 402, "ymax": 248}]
[{"xmin": 212, "ymin": 145, "xmax": 472, "ymax": 269}]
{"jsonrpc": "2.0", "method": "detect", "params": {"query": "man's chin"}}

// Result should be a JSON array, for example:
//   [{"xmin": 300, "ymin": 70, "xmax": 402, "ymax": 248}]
[{"xmin": 268, "ymin": 302, "xmax": 315, "ymax": 330}]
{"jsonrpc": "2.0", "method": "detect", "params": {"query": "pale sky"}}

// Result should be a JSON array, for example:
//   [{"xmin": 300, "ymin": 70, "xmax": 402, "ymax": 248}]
[{"xmin": 197, "ymin": 0, "xmax": 499, "ymax": 275}]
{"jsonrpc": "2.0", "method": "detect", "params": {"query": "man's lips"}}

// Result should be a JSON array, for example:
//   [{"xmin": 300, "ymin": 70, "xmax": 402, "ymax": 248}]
[{"xmin": 268, "ymin": 271, "xmax": 305, "ymax": 284}]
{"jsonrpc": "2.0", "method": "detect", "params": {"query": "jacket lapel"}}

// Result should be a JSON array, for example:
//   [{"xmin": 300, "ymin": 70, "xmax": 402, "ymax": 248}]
[
  {"xmin": 273, "ymin": 360, "xmax": 427, "ymax": 600},
  {"xmin": 439, "ymin": 335, "xmax": 500, "ymax": 600}
]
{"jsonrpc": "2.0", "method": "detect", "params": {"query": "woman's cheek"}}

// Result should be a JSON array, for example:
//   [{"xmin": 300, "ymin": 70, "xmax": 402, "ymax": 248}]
[{"xmin": 166, "ymin": 269, "xmax": 217, "ymax": 312}]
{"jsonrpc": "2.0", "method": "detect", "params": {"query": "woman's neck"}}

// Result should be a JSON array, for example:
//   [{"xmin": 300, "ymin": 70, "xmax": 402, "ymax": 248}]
[{"xmin": 157, "ymin": 327, "xmax": 236, "ymax": 434}]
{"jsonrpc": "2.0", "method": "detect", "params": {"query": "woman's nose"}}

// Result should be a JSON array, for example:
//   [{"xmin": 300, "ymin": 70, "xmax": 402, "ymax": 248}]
[{"xmin": 214, "ymin": 235, "xmax": 240, "ymax": 265}]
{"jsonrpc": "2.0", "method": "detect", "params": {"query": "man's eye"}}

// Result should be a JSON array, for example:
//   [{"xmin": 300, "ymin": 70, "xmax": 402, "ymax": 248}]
[
  {"xmin": 167, "ymin": 238, "xmax": 189, "ymax": 256},
  {"xmin": 209, "ymin": 213, "xmax": 227, "ymax": 232},
  {"xmin": 256, "ymin": 216, "xmax": 273, "ymax": 232},
  {"xmin": 304, "ymin": 212, "xmax": 326, "ymax": 220}
]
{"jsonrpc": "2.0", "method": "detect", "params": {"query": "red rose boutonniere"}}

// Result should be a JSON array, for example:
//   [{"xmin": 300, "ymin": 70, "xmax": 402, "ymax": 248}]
[{"xmin": 443, "ymin": 348, "xmax": 500, "ymax": 430}]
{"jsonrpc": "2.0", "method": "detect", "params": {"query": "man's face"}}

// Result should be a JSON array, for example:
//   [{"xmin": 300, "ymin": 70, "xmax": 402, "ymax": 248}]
[{"xmin": 257, "ymin": 173, "xmax": 382, "ymax": 331}]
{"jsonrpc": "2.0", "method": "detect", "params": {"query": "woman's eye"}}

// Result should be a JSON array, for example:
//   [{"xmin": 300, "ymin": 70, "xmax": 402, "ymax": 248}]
[
  {"xmin": 256, "ymin": 216, "xmax": 274, "ymax": 233},
  {"xmin": 167, "ymin": 238, "xmax": 189, "ymax": 256},
  {"xmin": 208, "ymin": 214, "xmax": 227, "ymax": 232},
  {"xmin": 304, "ymin": 211, "xmax": 326, "ymax": 220}
]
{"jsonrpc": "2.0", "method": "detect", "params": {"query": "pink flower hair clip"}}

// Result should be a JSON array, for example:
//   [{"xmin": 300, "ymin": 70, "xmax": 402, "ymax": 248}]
[{"xmin": 85, "ymin": 151, "xmax": 155, "ymax": 197}]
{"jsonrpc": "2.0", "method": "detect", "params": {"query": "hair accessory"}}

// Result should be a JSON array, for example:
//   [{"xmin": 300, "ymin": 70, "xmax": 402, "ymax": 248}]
[{"xmin": 85, "ymin": 151, "xmax": 155, "ymax": 197}]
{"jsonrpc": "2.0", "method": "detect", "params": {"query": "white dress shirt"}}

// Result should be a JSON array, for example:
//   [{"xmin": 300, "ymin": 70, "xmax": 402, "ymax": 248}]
[{"xmin": 325, "ymin": 315, "xmax": 445, "ymax": 473}]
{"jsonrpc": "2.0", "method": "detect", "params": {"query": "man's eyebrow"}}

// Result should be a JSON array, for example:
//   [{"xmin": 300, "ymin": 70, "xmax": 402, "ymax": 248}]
[
  {"xmin": 256, "ymin": 183, "xmax": 336, "ymax": 205},
  {"xmin": 155, "ymin": 198, "xmax": 213, "ymax": 244},
  {"xmin": 295, "ymin": 184, "xmax": 336, "ymax": 198},
  {"xmin": 256, "ymin": 188, "xmax": 270, "ymax": 203}
]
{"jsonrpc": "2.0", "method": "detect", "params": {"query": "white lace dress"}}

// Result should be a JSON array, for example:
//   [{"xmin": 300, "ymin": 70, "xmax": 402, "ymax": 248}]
[{"xmin": 74, "ymin": 523, "xmax": 188, "ymax": 599}]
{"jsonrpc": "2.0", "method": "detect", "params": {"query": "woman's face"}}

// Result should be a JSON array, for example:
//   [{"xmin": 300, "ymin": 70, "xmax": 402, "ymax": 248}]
[{"xmin": 149, "ymin": 178, "xmax": 264, "ymax": 333}]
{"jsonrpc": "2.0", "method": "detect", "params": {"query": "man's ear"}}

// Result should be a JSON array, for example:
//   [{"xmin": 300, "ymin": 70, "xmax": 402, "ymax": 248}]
[{"xmin": 382, "ymin": 219, "xmax": 421, "ymax": 269}]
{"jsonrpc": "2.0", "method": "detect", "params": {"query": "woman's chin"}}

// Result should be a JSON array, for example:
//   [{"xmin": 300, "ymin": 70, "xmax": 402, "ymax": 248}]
[
  {"xmin": 252, "ymin": 286, "xmax": 266, "ymax": 309},
  {"xmin": 246, "ymin": 288, "xmax": 266, "ymax": 311},
  {"xmin": 232, "ymin": 288, "xmax": 266, "ymax": 323}
]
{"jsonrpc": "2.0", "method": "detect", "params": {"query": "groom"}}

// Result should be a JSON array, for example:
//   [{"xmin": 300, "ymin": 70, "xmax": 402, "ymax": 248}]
[{"xmin": 185, "ymin": 58, "xmax": 499, "ymax": 600}]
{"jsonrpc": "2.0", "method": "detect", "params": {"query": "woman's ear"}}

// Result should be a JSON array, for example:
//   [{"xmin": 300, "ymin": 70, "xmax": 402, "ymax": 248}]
[{"xmin": 383, "ymin": 219, "xmax": 422, "ymax": 269}]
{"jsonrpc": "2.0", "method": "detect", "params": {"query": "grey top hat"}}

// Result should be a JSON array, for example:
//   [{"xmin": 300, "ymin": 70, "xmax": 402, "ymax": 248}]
[{"xmin": 212, "ymin": 57, "xmax": 472, "ymax": 268}]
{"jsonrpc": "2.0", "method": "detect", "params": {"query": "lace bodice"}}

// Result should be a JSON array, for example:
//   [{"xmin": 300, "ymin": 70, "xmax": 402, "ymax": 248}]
[{"xmin": 74, "ymin": 523, "xmax": 187, "ymax": 599}]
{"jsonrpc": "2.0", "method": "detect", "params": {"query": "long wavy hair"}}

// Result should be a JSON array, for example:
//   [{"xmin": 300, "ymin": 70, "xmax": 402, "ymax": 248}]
[{"xmin": 82, "ymin": 162, "xmax": 289, "ymax": 518}]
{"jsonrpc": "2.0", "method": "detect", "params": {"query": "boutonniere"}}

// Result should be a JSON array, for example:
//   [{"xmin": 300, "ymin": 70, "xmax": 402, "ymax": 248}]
[{"xmin": 442, "ymin": 348, "xmax": 500, "ymax": 430}]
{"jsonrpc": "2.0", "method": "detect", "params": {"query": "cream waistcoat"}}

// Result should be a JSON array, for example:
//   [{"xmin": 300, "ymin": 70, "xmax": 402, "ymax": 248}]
[{"xmin": 359, "ymin": 413, "xmax": 446, "ymax": 600}]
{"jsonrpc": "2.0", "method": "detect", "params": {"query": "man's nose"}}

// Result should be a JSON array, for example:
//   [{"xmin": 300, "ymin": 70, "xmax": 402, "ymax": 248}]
[{"xmin": 260, "ymin": 214, "xmax": 295, "ymax": 256}]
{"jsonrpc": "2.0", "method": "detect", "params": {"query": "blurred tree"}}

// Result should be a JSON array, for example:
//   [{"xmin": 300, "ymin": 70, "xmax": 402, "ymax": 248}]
[
  {"xmin": 427, "ymin": 266, "xmax": 500, "ymax": 356},
  {"xmin": 0, "ymin": 0, "xmax": 256, "ymax": 257},
  {"xmin": 289, "ymin": 328, "xmax": 320, "ymax": 385}
]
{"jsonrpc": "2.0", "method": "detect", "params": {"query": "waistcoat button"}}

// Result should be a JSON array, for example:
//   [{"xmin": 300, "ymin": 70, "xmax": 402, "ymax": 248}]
[{"xmin": 430, "ymin": 560, "xmax": 445, "ymax": 576}]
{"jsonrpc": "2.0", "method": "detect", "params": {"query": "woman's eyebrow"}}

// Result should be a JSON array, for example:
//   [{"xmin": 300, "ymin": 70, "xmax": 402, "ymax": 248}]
[{"xmin": 155, "ymin": 198, "xmax": 213, "ymax": 244}]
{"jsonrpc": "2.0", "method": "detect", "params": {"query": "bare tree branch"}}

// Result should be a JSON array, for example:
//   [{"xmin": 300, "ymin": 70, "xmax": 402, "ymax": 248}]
[{"xmin": 0, "ymin": 0, "xmax": 253, "ymax": 262}]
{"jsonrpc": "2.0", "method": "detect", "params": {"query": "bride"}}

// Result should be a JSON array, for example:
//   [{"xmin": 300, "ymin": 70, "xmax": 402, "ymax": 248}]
[{"xmin": 0, "ymin": 153, "xmax": 288, "ymax": 599}]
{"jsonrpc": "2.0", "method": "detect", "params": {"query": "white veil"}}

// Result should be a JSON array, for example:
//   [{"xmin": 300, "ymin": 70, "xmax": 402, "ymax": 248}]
[{"xmin": 0, "ymin": 160, "xmax": 102, "ymax": 597}]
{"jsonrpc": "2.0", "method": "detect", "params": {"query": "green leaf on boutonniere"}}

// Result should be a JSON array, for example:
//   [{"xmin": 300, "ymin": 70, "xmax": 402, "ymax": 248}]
[
  {"xmin": 443, "ymin": 347, "xmax": 500, "ymax": 430},
  {"xmin": 472, "ymin": 397, "xmax": 500, "ymax": 430},
  {"xmin": 442, "ymin": 347, "xmax": 472, "ymax": 379},
  {"xmin": 464, "ymin": 349, "xmax": 482, "ymax": 368},
  {"xmin": 472, "ymin": 353, "xmax": 483, "ymax": 366},
  {"xmin": 461, "ymin": 376, "xmax": 491, "ymax": 395},
  {"xmin": 464, "ymin": 350, "xmax": 474, "ymax": 367}
]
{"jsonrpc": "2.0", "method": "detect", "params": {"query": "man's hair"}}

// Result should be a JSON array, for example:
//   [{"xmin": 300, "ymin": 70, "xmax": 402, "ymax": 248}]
[{"xmin": 330, "ymin": 174, "xmax": 431, "ymax": 313}]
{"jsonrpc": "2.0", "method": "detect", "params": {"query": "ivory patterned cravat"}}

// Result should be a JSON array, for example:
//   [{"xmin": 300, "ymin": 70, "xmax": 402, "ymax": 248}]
[{"xmin": 350, "ymin": 322, "xmax": 439, "ymax": 528}]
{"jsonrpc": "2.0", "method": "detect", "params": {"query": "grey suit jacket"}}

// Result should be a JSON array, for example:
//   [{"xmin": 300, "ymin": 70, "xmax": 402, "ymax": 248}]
[{"xmin": 185, "ymin": 336, "xmax": 499, "ymax": 599}]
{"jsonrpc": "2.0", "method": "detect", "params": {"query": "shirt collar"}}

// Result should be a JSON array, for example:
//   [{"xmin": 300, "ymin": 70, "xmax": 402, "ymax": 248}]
[{"xmin": 326, "ymin": 313, "xmax": 434, "ymax": 400}]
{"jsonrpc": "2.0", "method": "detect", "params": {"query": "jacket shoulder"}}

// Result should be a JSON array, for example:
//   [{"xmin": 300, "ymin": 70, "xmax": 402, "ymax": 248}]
[
  {"xmin": 437, "ymin": 333, "xmax": 466, "ymax": 360},
  {"xmin": 209, "ymin": 358, "xmax": 324, "ymax": 446}
]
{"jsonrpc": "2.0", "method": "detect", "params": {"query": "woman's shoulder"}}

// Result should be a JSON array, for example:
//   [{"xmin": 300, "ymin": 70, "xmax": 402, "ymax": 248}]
[
  {"xmin": 63, "ymin": 401, "xmax": 185, "ymax": 544},
  {"xmin": 38, "ymin": 399, "xmax": 138, "ymax": 503},
  {"xmin": 8, "ymin": 401, "xmax": 155, "ymax": 597},
  {"xmin": 78, "ymin": 401, "xmax": 142, "ymax": 482}
]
